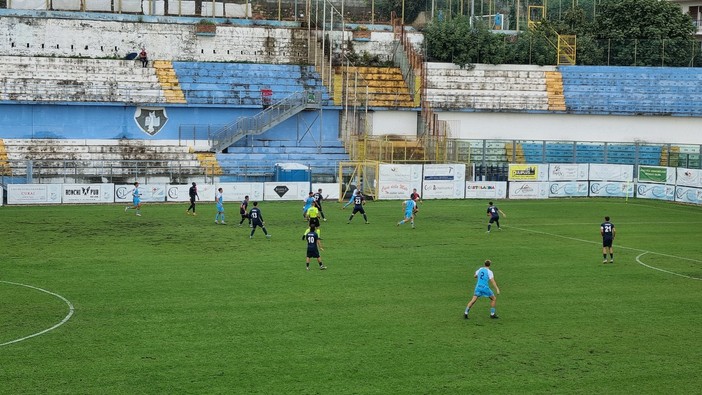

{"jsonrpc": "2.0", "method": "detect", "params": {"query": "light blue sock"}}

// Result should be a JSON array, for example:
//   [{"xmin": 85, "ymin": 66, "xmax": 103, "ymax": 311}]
[
  {"xmin": 221, "ymin": 214, "xmax": 225, "ymax": 221},
  {"xmin": 464, "ymin": 307, "xmax": 470, "ymax": 314},
  {"xmin": 490, "ymin": 307, "xmax": 496, "ymax": 316}
]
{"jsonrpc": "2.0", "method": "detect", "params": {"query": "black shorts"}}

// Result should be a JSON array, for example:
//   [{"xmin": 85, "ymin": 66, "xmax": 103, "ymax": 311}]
[
  {"xmin": 352, "ymin": 207, "xmax": 365, "ymax": 215},
  {"xmin": 309, "ymin": 218, "xmax": 320, "ymax": 227},
  {"xmin": 603, "ymin": 238, "xmax": 613, "ymax": 247},
  {"xmin": 190, "ymin": 197, "xmax": 196, "ymax": 204},
  {"xmin": 489, "ymin": 216, "xmax": 499, "ymax": 223},
  {"xmin": 252, "ymin": 221, "xmax": 264, "ymax": 228},
  {"xmin": 307, "ymin": 248, "xmax": 320, "ymax": 258}
]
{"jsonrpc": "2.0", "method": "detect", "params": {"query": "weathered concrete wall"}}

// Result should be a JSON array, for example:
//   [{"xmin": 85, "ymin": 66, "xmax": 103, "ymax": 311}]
[{"xmin": 0, "ymin": 15, "xmax": 310, "ymax": 63}]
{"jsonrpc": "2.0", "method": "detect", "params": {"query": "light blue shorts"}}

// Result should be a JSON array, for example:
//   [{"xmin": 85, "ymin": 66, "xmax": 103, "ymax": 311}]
[
  {"xmin": 133, "ymin": 198, "xmax": 141, "ymax": 206},
  {"xmin": 474, "ymin": 285, "xmax": 494, "ymax": 298},
  {"xmin": 217, "ymin": 204, "xmax": 224, "ymax": 212},
  {"xmin": 405, "ymin": 210, "xmax": 414, "ymax": 219}
]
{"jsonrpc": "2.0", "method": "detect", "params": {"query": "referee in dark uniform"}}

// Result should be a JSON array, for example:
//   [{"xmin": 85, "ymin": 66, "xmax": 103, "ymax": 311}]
[{"xmin": 186, "ymin": 182, "xmax": 199, "ymax": 215}]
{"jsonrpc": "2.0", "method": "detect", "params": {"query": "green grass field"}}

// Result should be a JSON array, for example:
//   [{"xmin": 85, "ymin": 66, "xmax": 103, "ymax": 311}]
[{"xmin": 1, "ymin": 198, "xmax": 701, "ymax": 394}]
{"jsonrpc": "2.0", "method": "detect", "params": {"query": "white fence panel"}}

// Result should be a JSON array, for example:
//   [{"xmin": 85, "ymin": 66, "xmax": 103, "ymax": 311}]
[
  {"xmin": 465, "ymin": 182, "xmax": 507, "ymax": 199},
  {"xmin": 508, "ymin": 182, "xmax": 549, "ymax": 199},
  {"xmin": 636, "ymin": 183, "xmax": 675, "ymax": 201},
  {"xmin": 548, "ymin": 181, "xmax": 589, "ymax": 197},
  {"xmin": 7, "ymin": 184, "xmax": 61, "ymax": 205},
  {"xmin": 422, "ymin": 164, "xmax": 465, "ymax": 199}
]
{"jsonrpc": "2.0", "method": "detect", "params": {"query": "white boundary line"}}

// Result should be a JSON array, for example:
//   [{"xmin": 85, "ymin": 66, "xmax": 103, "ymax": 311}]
[
  {"xmin": 0, "ymin": 281, "xmax": 75, "ymax": 347},
  {"xmin": 507, "ymin": 226, "xmax": 702, "ymax": 280}
]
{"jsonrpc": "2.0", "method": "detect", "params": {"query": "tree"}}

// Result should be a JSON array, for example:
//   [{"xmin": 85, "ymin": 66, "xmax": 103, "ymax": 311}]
[
  {"xmin": 424, "ymin": 17, "xmax": 509, "ymax": 67},
  {"xmin": 592, "ymin": 0, "xmax": 696, "ymax": 66}
]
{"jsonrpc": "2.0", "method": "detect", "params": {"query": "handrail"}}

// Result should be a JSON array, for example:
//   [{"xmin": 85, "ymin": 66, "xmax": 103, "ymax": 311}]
[{"xmin": 209, "ymin": 91, "xmax": 321, "ymax": 152}]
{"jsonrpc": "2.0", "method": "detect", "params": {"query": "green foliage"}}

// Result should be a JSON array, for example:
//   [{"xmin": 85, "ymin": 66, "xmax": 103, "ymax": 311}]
[
  {"xmin": 374, "ymin": 0, "xmax": 425, "ymax": 24},
  {"xmin": 594, "ymin": 0, "xmax": 694, "ymax": 40},
  {"xmin": 345, "ymin": 50, "xmax": 394, "ymax": 67},
  {"xmin": 424, "ymin": 0, "xmax": 699, "ymax": 67},
  {"xmin": 1, "ymin": 199, "xmax": 701, "ymax": 393},
  {"xmin": 424, "ymin": 17, "xmax": 510, "ymax": 67}
]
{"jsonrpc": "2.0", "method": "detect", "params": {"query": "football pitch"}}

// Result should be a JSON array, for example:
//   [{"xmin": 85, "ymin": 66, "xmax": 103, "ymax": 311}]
[{"xmin": 1, "ymin": 198, "xmax": 700, "ymax": 394}]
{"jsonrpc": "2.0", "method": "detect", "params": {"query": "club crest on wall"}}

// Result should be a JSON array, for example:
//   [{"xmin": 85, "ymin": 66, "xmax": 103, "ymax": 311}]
[{"xmin": 134, "ymin": 107, "xmax": 168, "ymax": 135}]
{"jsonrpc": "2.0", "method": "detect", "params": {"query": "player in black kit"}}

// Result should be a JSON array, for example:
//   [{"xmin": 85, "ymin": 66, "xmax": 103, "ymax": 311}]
[
  {"xmin": 249, "ymin": 201, "xmax": 271, "ymax": 239},
  {"xmin": 313, "ymin": 188, "xmax": 327, "ymax": 222},
  {"xmin": 600, "ymin": 216, "xmax": 615, "ymax": 263},
  {"xmin": 347, "ymin": 192, "xmax": 369, "ymax": 224}
]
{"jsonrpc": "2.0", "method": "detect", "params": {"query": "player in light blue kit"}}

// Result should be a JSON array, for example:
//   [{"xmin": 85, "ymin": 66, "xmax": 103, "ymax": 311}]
[
  {"xmin": 302, "ymin": 191, "xmax": 315, "ymax": 220},
  {"xmin": 342, "ymin": 188, "xmax": 359, "ymax": 209},
  {"xmin": 396, "ymin": 198, "xmax": 416, "ymax": 228},
  {"xmin": 464, "ymin": 259, "xmax": 501, "ymax": 319},
  {"xmin": 214, "ymin": 187, "xmax": 226, "ymax": 224},
  {"xmin": 124, "ymin": 181, "xmax": 143, "ymax": 216}
]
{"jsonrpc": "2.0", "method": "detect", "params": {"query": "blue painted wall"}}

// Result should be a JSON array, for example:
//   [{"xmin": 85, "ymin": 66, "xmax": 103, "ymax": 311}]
[{"xmin": 0, "ymin": 103, "xmax": 341, "ymax": 145}]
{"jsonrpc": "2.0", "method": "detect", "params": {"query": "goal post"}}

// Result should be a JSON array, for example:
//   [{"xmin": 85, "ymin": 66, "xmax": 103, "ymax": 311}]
[{"xmin": 337, "ymin": 161, "xmax": 379, "ymax": 202}]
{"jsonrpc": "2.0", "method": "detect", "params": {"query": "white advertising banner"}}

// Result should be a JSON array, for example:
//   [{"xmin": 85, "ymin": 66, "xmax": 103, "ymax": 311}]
[
  {"xmin": 464, "ymin": 182, "xmax": 507, "ymax": 199},
  {"xmin": 589, "ymin": 164, "xmax": 633, "ymax": 182},
  {"xmin": 676, "ymin": 168, "xmax": 700, "ymax": 188},
  {"xmin": 312, "ymin": 183, "xmax": 341, "ymax": 200},
  {"xmin": 114, "ymin": 184, "xmax": 167, "ymax": 203},
  {"xmin": 636, "ymin": 183, "xmax": 675, "ymax": 201},
  {"xmin": 508, "ymin": 164, "xmax": 549, "ymax": 181},
  {"xmin": 548, "ymin": 181, "xmax": 589, "ymax": 197},
  {"xmin": 61, "ymin": 184, "xmax": 115, "ymax": 203},
  {"xmin": 263, "ymin": 182, "xmax": 310, "ymax": 201},
  {"xmin": 508, "ymin": 182, "xmax": 550, "ymax": 199},
  {"xmin": 548, "ymin": 164, "xmax": 589, "ymax": 181},
  {"xmin": 221, "ymin": 183, "xmax": 264, "ymax": 202},
  {"xmin": 675, "ymin": 186, "xmax": 702, "ymax": 205},
  {"xmin": 378, "ymin": 164, "xmax": 423, "ymax": 200},
  {"xmin": 422, "ymin": 164, "xmax": 466, "ymax": 199},
  {"xmin": 589, "ymin": 181, "xmax": 634, "ymax": 198},
  {"xmin": 7, "ymin": 184, "xmax": 61, "ymax": 205}
]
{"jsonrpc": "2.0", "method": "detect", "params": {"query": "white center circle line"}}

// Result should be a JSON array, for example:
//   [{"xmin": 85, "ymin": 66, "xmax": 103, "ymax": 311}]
[{"xmin": 0, "ymin": 280, "xmax": 75, "ymax": 347}]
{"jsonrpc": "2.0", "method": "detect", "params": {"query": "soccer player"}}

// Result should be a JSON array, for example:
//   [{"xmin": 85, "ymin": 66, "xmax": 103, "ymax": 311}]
[
  {"xmin": 486, "ymin": 201, "xmax": 506, "ymax": 233},
  {"xmin": 342, "ymin": 188, "xmax": 359, "ymax": 209},
  {"xmin": 303, "ymin": 224, "xmax": 326, "ymax": 271},
  {"xmin": 214, "ymin": 187, "xmax": 226, "ymax": 224},
  {"xmin": 302, "ymin": 191, "xmax": 315, "ymax": 220},
  {"xmin": 410, "ymin": 188, "xmax": 422, "ymax": 215},
  {"xmin": 601, "ymin": 216, "xmax": 616, "ymax": 263},
  {"xmin": 124, "ymin": 181, "xmax": 142, "ymax": 216},
  {"xmin": 313, "ymin": 188, "xmax": 327, "ymax": 221},
  {"xmin": 186, "ymin": 182, "xmax": 199, "ymax": 215},
  {"xmin": 239, "ymin": 195, "xmax": 250, "ymax": 227},
  {"xmin": 347, "ymin": 192, "xmax": 369, "ymax": 224},
  {"xmin": 397, "ymin": 198, "xmax": 416, "ymax": 228},
  {"xmin": 249, "ymin": 201, "xmax": 271, "ymax": 239},
  {"xmin": 464, "ymin": 259, "xmax": 501, "ymax": 319}
]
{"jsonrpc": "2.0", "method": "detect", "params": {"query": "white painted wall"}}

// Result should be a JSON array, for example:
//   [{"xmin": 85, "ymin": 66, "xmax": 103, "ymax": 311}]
[
  {"xmin": 437, "ymin": 111, "xmax": 702, "ymax": 145},
  {"xmin": 370, "ymin": 111, "xmax": 417, "ymax": 137}
]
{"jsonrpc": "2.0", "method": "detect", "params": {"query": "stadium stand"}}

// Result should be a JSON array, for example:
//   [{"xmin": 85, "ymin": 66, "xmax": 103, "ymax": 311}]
[
  {"xmin": 560, "ymin": 66, "xmax": 702, "ymax": 116},
  {"xmin": 424, "ymin": 63, "xmax": 551, "ymax": 111},
  {"xmin": 513, "ymin": 142, "xmax": 663, "ymax": 165},
  {"xmin": 0, "ymin": 56, "xmax": 164, "ymax": 104},
  {"xmin": 1, "ymin": 139, "xmax": 208, "ymax": 183},
  {"xmin": 172, "ymin": 62, "xmax": 330, "ymax": 106},
  {"xmin": 332, "ymin": 66, "xmax": 416, "ymax": 108}
]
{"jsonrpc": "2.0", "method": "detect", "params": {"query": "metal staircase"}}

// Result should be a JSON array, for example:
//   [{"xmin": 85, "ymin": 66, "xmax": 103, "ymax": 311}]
[{"xmin": 209, "ymin": 91, "xmax": 322, "ymax": 152}]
